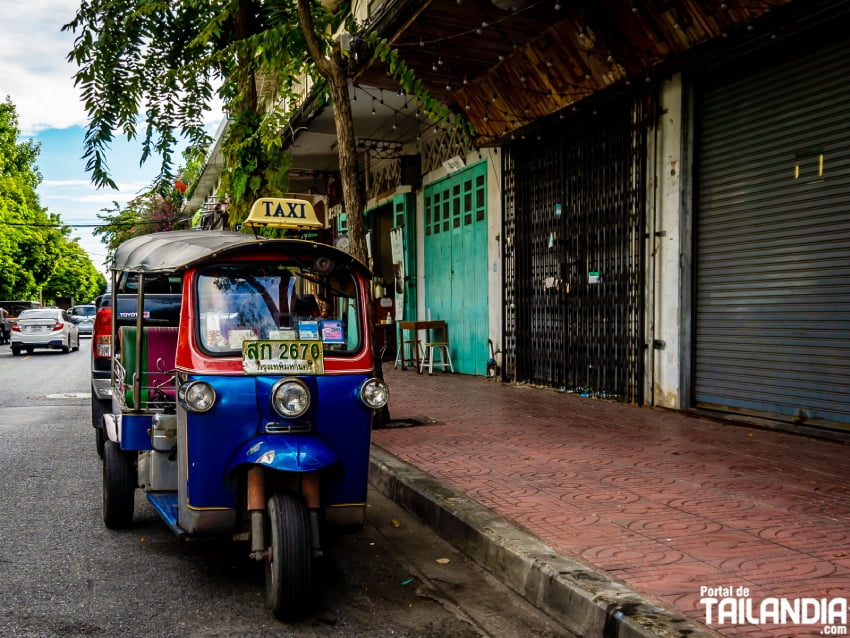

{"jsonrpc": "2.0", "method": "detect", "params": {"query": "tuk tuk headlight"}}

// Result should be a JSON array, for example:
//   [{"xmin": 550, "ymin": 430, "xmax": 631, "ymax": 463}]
[
  {"xmin": 271, "ymin": 379, "xmax": 310, "ymax": 418},
  {"xmin": 178, "ymin": 381, "xmax": 216, "ymax": 413},
  {"xmin": 359, "ymin": 378, "xmax": 389, "ymax": 410}
]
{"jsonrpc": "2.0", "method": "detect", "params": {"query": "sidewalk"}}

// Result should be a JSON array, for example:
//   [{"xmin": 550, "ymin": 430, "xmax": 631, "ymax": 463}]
[{"xmin": 369, "ymin": 364, "xmax": 850, "ymax": 638}]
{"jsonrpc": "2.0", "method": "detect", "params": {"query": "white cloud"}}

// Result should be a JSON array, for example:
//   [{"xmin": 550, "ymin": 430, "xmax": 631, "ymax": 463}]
[
  {"xmin": 0, "ymin": 1, "xmax": 85, "ymax": 133},
  {"xmin": 3, "ymin": 0, "xmax": 225, "ymax": 274},
  {"xmin": 2, "ymin": 2, "xmax": 226, "ymax": 134}
]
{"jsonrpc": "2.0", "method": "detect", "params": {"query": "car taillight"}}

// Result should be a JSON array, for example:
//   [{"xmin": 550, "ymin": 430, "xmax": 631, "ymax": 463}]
[
  {"xmin": 11, "ymin": 323, "xmax": 20, "ymax": 332},
  {"xmin": 54, "ymin": 322, "xmax": 64, "ymax": 330},
  {"xmin": 96, "ymin": 335, "xmax": 112, "ymax": 357},
  {"xmin": 93, "ymin": 308, "xmax": 113, "ymax": 358}
]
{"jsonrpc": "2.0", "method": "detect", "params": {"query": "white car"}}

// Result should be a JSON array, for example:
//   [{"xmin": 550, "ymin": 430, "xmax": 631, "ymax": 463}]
[{"xmin": 10, "ymin": 308, "xmax": 80, "ymax": 356}]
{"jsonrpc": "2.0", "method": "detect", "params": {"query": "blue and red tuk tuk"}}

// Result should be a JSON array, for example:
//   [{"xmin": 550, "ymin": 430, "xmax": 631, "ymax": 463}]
[{"xmin": 100, "ymin": 198, "xmax": 388, "ymax": 620}]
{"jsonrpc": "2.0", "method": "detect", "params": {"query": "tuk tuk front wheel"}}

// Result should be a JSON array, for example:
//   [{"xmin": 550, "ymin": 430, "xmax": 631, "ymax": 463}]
[
  {"xmin": 265, "ymin": 491, "xmax": 312, "ymax": 621},
  {"xmin": 102, "ymin": 440, "xmax": 136, "ymax": 529}
]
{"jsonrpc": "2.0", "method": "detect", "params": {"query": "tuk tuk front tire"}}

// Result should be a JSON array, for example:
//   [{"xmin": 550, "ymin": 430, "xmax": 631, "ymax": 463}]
[
  {"xmin": 103, "ymin": 441, "xmax": 136, "ymax": 529},
  {"xmin": 265, "ymin": 491, "xmax": 312, "ymax": 621}
]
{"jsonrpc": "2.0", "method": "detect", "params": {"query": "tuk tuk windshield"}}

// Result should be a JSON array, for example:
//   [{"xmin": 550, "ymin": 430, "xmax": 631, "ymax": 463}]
[{"xmin": 196, "ymin": 262, "xmax": 361, "ymax": 355}]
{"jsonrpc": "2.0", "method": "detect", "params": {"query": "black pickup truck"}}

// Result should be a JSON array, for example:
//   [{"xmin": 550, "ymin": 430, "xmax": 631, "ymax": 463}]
[{"xmin": 91, "ymin": 292, "xmax": 182, "ymax": 458}]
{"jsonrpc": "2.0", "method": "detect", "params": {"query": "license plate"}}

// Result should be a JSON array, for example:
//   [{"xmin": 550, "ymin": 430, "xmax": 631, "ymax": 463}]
[{"xmin": 242, "ymin": 340, "xmax": 324, "ymax": 375}]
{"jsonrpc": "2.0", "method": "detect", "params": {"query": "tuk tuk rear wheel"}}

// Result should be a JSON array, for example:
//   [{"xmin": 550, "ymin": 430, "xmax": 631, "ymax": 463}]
[
  {"xmin": 103, "ymin": 440, "xmax": 136, "ymax": 529},
  {"xmin": 265, "ymin": 491, "xmax": 312, "ymax": 621}
]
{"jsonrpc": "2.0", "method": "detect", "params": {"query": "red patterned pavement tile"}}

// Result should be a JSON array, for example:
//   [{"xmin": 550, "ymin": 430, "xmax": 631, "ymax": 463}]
[
  {"xmin": 578, "ymin": 542, "xmax": 686, "ymax": 570},
  {"xmin": 563, "ymin": 490, "xmax": 644, "ymax": 505},
  {"xmin": 626, "ymin": 515, "xmax": 726, "ymax": 539},
  {"xmin": 757, "ymin": 524, "xmax": 850, "ymax": 547},
  {"xmin": 672, "ymin": 530, "xmax": 784, "ymax": 563},
  {"xmin": 717, "ymin": 554, "xmax": 839, "ymax": 581},
  {"xmin": 615, "ymin": 559, "xmax": 726, "ymax": 595},
  {"xmin": 711, "ymin": 508, "xmax": 811, "ymax": 531}
]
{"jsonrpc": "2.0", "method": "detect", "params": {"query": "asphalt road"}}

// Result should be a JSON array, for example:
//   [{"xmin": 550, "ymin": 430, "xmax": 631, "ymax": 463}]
[{"xmin": 0, "ymin": 339, "xmax": 569, "ymax": 637}]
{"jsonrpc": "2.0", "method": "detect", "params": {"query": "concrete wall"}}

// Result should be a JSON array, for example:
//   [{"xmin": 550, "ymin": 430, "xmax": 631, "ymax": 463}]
[{"xmin": 650, "ymin": 74, "xmax": 685, "ymax": 409}]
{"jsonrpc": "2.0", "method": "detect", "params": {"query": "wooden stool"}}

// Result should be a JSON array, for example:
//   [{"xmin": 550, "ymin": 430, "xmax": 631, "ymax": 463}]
[{"xmin": 419, "ymin": 321, "xmax": 454, "ymax": 375}]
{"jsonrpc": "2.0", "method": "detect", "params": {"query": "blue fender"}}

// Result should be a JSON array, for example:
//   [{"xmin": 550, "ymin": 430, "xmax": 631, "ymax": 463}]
[{"xmin": 225, "ymin": 434, "xmax": 338, "ymax": 478}]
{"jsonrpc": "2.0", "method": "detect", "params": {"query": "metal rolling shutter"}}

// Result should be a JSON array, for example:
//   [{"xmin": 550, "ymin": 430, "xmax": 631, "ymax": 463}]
[{"xmin": 695, "ymin": 37, "xmax": 850, "ymax": 427}]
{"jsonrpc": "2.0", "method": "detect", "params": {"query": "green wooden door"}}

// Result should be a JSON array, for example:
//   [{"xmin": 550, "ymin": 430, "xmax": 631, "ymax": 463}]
[{"xmin": 423, "ymin": 162, "xmax": 488, "ymax": 375}]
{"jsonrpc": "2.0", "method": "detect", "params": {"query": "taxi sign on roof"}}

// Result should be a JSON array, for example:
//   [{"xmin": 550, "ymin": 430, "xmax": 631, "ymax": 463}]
[{"xmin": 244, "ymin": 197, "xmax": 324, "ymax": 230}]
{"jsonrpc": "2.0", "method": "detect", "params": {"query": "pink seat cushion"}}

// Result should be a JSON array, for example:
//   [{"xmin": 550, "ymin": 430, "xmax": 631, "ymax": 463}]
[{"xmin": 145, "ymin": 327, "xmax": 178, "ymax": 397}]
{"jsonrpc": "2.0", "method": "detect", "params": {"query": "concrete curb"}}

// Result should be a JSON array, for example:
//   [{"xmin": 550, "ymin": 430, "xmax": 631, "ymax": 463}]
[{"xmin": 370, "ymin": 445, "xmax": 716, "ymax": 638}]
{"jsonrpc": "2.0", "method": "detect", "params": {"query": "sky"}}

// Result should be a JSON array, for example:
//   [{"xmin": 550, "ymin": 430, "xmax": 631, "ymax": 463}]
[{"xmin": 0, "ymin": 1, "xmax": 219, "ymax": 274}]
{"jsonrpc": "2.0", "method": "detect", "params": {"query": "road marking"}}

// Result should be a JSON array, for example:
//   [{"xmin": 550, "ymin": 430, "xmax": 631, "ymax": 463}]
[{"xmin": 2, "ymin": 355, "xmax": 31, "ymax": 365}]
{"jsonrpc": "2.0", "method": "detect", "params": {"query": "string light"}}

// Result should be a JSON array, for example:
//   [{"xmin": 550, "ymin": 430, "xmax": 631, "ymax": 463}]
[{"xmin": 361, "ymin": 0, "xmax": 777, "ymax": 145}]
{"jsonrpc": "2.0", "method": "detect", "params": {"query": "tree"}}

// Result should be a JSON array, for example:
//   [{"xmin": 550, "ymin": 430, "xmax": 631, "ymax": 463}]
[
  {"xmin": 93, "ymin": 181, "xmax": 189, "ymax": 264},
  {"xmin": 65, "ymin": 1, "xmax": 334, "ymax": 245},
  {"xmin": 0, "ymin": 97, "xmax": 62, "ymax": 300},
  {"xmin": 293, "ymin": 0, "xmax": 365, "ymax": 262},
  {"xmin": 0, "ymin": 97, "xmax": 107, "ymax": 303},
  {"xmin": 44, "ymin": 239, "xmax": 107, "ymax": 304},
  {"xmin": 64, "ymin": 1, "xmax": 463, "ymax": 265}
]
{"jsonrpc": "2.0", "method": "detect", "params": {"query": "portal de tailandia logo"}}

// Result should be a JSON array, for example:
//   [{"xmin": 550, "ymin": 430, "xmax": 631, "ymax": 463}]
[{"xmin": 699, "ymin": 586, "xmax": 848, "ymax": 635}]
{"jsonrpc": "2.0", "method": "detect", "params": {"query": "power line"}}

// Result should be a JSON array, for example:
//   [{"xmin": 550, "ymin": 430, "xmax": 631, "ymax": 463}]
[{"xmin": 0, "ymin": 216, "xmax": 194, "ymax": 229}]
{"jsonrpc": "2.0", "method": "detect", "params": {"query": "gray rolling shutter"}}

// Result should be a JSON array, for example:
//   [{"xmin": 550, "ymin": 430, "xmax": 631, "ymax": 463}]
[{"xmin": 695, "ymin": 37, "xmax": 850, "ymax": 427}]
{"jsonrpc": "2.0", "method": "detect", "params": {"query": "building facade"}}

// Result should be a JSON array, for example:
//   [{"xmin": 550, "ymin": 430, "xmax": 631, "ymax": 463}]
[{"xmin": 187, "ymin": 0, "xmax": 850, "ymax": 433}]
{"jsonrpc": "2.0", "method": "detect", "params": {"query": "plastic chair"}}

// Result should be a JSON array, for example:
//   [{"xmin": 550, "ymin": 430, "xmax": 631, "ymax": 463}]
[
  {"xmin": 394, "ymin": 321, "xmax": 422, "ymax": 370},
  {"xmin": 419, "ymin": 322, "xmax": 454, "ymax": 375}
]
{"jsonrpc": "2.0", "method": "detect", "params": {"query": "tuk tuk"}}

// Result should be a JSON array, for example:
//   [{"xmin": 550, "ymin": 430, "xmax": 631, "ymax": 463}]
[{"xmin": 100, "ymin": 198, "xmax": 388, "ymax": 620}]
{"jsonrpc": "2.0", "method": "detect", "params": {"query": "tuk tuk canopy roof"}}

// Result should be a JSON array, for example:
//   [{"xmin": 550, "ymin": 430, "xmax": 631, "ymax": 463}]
[{"xmin": 112, "ymin": 230, "xmax": 369, "ymax": 276}]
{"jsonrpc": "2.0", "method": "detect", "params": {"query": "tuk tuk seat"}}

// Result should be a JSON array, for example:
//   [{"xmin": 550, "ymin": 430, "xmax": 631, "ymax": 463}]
[{"xmin": 119, "ymin": 326, "xmax": 179, "ymax": 409}]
